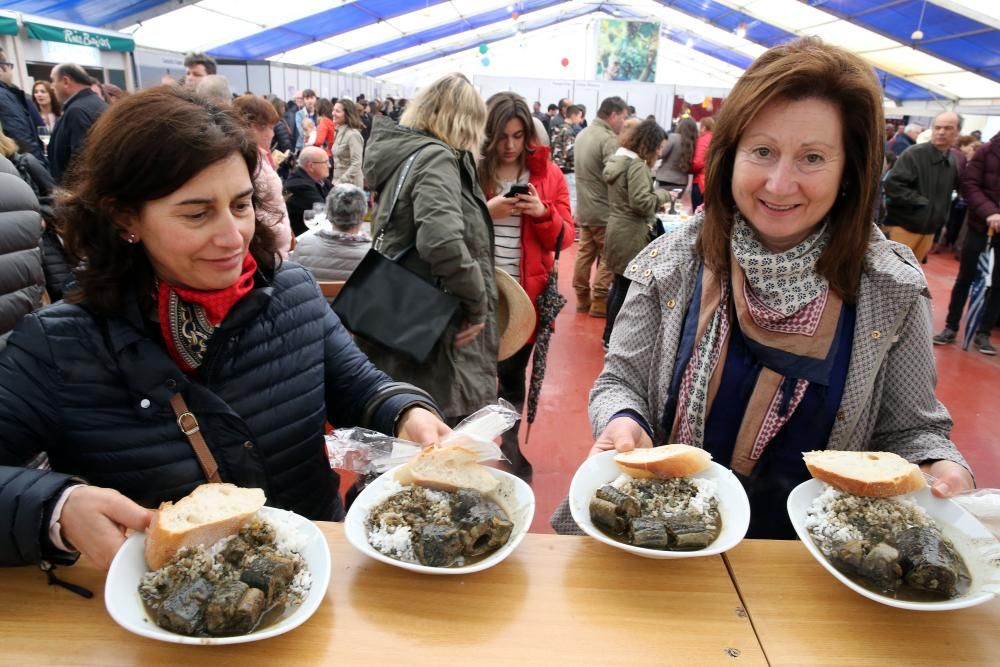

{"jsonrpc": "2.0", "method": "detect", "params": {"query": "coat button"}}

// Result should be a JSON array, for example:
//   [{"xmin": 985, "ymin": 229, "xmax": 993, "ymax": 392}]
[
  {"xmin": 629, "ymin": 264, "xmax": 638, "ymax": 273},
  {"xmin": 666, "ymin": 299, "xmax": 676, "ymax": 309},
  {"xmin": 139, "ymin": 399, "xmax": 150, "ymax": 409},
  {"xmin": 836, "ymin": 410, "xmax": 845, "ymax": 421},
  {"xmin": 165, "ymin": 379, "xmax": 176, "ymax": 389},
  {"xmin": 649, "ymin": 249, "xmax": 658, "ymax": 257},
  {"xmin": 871, "ymin": 330, "xmax": 881, "ymax": 339},
  {"xmin": 643, "ymin": 269, "xmax": 652, "ymax": 277}
]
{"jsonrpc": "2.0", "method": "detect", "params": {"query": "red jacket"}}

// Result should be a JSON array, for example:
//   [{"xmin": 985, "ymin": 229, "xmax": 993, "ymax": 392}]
[
  {"xmin": 487, "ymin": 145, "xmax": 575, "ymax": 341},
  {"xmin": 690, "ymin": 131, "xmax": 713, "ymax": 191},
  {"xmin": 313, "ymin": 117, "xmax": 337, "ymax": 156},
  {"xmin": 961, "ymin": 132, "xmax": 1000, "ymax": 235}
]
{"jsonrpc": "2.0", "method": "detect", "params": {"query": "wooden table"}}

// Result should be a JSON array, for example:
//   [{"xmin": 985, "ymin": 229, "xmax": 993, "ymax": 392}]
[
  {"xmin": 725, "ymin": 541, "xmax": 1000, "ymax": 667},
  {"xmin": 0, "ymin": 525, "xmax": 764, "ymax": 666}
]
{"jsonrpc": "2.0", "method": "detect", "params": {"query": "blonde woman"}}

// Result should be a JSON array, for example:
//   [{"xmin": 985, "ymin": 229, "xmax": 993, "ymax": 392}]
[
  {"xmin": 361, "ymin": 73, "xmax": 497, "ymax": 422},
  {"xmin": 331, "ymin": 98, "xmax": 365, "ymax": 188}
]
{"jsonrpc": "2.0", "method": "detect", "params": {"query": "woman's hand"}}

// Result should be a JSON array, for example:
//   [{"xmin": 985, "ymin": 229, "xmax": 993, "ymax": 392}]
[
  {"xmin": 60, "ymin": 486, "xmax": 154, "ymax": 571},
  {"xmin": 588, "ymin": 416, "xmax": 653, "ymax": 458},
  {"xmin": 515, "ymin": 183, "xmax": 548, "ymax": 219},
  {"xmin": 486, "ymin": 194, "xmax": 519, "ymax": 220},
  {"xmin": 396, "ymin": 406, "xmax": 451, "ymax": 446},
  {"xmin": 454, "ymin": 321, "xmax": 485, "ymax": 348},
  {"xmin": 920, "ymin": 459, "xmax": 975, "ymax": 498}
]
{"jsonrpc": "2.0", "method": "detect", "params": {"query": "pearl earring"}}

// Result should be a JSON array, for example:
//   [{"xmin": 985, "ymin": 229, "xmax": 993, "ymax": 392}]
[{"xmin": 127, "ymin": 233, "xmax": 138, "ymax": 244}]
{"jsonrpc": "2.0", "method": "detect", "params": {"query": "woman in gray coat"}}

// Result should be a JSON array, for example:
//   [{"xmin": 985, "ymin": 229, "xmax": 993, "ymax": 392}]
[
  {"xmin": 577, "ymin": 37, "xmax": 973, "ymax": 539},
  {"xmin": 361, "ymin": 74, "xmax": 497, "ymax": 420}
]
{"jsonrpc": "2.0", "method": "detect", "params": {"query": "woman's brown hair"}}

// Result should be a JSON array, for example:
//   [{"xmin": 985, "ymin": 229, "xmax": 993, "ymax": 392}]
[
  {"xmin": 699, "ymin": 36, "xmax": 884, "ymax": 303},
  {"xmin": 621, "ymin": 118, "xmax": 666, "ymax": 166},
  {"xmin": 479, "ymin": 91, "xmax": 536, "ymax": 195},
  {"xmin": 32, "ymin": 80, "xmax": 62, "ymax": 117},
  {"xmin": 232, "ymin": 94, "xmax": 279, "ymax": 126},
  {"xmin": 336, "ymin": 98, "xmax": 363, "ymax": 130},
  {"xmin": 59, "ymin": 85, "xmax": 278, "ymax": 316}
]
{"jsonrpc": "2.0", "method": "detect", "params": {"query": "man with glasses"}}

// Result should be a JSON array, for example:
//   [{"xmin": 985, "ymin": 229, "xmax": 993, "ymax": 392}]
[
  {"xmin": 0, "ymin": 49, "xmax": 46, "ymax": 163},
  {"xmin": 283, "ymin": 146, "xmax": 331, "ymax": 236}
]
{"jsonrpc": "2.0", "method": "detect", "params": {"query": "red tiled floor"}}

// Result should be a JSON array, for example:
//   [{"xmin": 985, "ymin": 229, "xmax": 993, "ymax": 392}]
[{"xmin": 521, "ymin": 243, "xmax": 1000, "ymax": 534}]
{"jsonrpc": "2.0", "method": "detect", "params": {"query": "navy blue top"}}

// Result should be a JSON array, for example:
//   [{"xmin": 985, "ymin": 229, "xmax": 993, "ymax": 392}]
[{"xmin": 703, "ymin": 302, "xmax": 856, "ymax": 539}]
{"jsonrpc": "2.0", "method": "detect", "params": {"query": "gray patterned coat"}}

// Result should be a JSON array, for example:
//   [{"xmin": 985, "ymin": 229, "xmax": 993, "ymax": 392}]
[{"xmin": 590, "ymin": 215, "xmax": 969, "ymax": 472}]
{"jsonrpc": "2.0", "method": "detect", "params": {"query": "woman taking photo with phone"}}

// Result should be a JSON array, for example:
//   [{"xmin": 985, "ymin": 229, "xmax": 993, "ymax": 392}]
[{"xmin": 479, "ymin": 91, "xmax": 574, "ymax": 480}]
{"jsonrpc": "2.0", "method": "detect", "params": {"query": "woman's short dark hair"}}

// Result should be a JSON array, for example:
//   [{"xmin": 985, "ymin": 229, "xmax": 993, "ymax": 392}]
[
  {"xmin": 316, "ymin": 98, "xmax": 333, "ymax": 120},
  {"xmin": 621, "ymin": 118, "xmax": 666, "ymax": 165},
  {"xmin": 58, "ymin": 85, "xmax": 277, "ymax": 316},
  {"xmin": 336, "ymin": 98, "xmax": 363, "ymax": 130},
  {"xmin": 699, "ymin": 36, "xmax": 884, "ymax": 303}
]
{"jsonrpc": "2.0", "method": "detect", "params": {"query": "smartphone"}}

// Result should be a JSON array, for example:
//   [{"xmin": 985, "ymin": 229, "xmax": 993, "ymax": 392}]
[{"xmin": 503, "ymin": 184, "xmax": 530, "ymax": 198}]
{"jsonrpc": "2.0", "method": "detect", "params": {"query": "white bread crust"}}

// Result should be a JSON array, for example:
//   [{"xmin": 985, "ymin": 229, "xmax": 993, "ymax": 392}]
[
  {"xmin": 613, "ymin": 444, "xmax": 712, "ymax": 479},
  {"xmin": 803, "ymin": 451, "xmax": 927, "ymax": 497},
  {"xmin": 144, "ymin": 483, "xmax": 266, "ymax": 570}
]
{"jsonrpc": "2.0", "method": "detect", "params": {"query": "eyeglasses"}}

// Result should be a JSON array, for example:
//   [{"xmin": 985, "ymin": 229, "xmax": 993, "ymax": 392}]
[{"xmin": 0, "ymin": 63, "xmax": 14, "ymax": 71}]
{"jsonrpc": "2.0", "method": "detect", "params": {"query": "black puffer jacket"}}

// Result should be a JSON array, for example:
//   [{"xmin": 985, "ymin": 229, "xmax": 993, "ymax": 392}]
[
  {"xmin": 0, "ymin": 262, "xmax": 436, "ymax": 566},
  {"xmin": 0, "ymin": 156, "xmax": 44, "ymax": 350}
]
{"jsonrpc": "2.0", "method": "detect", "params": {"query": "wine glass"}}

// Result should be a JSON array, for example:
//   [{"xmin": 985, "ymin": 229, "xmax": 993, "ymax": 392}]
[
  {"xmin": 310, "ymin": 202, "xmax": 327, "ymax": 229},
  {"xmin": 37, "ymin": 126, "xmax": 51, "ymax": 151},
  {"xmin": 303, "ymin": 210, "xmax": 317, "ymax": 232}
]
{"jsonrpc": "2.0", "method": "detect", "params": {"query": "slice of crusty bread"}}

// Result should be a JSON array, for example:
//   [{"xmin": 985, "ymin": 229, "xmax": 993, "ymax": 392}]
[
  {"xmin": 803, "ymin": 450, "xmax": 927, "ymax": 497},
  {"xmin": 614, "ymin": 444, "xmax": 712, "ymax": 479},
  {"xmin": 144, "ymin": 483, "xmax": 266, "ymax": 570},
  {"xmin": 394, "ymin": 445, "xmax": 499, "ymax": 494}
]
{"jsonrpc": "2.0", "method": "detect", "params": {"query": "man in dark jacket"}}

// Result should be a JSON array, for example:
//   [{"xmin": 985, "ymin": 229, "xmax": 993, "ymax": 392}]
[
  {"xmin": 284, "ymin": 145, "xmax": 331, "ymax": 236},
  {"xmin": 883, "ymin": 111, "xmax": 960, "ymax": 262},
  {"xmin": 48, "ymin": 63, "xmax": 107, "ymax": 183},
  {"xmin": 0, "ymin": 155, "xmax": 45, "ymax": 350},
  {"xmin": 934, "ymin": 131, "xmax": 1000, "ymax": 355},
  {"xmin": 887, "ymin": 122, "xmax": 921, "ymax": 157},
  {"xmin": 0, "ymin": 49, "xmax": 46, "ymax": 162}
]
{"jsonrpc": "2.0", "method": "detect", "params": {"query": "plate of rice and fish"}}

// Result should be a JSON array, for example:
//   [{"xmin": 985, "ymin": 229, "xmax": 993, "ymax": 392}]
[
  {"xmin": 788, "ymin": 451, "xmax": 1000, "ymax": 611},
  {"xmin": 344, "ymin": 444, "xmax": 535, "ymax": 574},
  {"xmin": 105, "ymin": 484, "xmax": 331, "ymax": 644},
  {"xmin": 569, "ymin": 445, "xmax": 751, "ymax": 558}
]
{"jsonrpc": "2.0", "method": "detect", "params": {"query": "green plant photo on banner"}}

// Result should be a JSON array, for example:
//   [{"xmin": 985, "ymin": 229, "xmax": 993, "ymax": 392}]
[{"xmin": 595, "ymin": 19, "xmax": 659, "ymax": 82}]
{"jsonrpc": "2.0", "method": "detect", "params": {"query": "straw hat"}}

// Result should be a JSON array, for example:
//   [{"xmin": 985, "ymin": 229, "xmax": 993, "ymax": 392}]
[{"xmin": 495, "ymin": 269, "xmax": 537, "ymax": 361}]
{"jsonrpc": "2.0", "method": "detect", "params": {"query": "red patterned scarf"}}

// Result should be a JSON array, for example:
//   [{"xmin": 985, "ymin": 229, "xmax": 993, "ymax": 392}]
[{"xmin": 157, "ymin": 253, "xmax": 258, "ymax": 374}]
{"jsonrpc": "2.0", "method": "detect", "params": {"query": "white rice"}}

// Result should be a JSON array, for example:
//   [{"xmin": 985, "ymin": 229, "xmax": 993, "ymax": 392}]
[{"xmin": 805, "ymin": 483, "xmax": 930, "ymax": 556}]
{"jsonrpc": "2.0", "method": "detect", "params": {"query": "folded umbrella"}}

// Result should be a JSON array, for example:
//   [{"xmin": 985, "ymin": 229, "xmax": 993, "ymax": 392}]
[
  {"xmin": 524, "ymin": 230, "xmax": 567, "ymax": 444},
  {"xmin": 962, "ymin": 230, "xmax": 995, "ymax": 350}
]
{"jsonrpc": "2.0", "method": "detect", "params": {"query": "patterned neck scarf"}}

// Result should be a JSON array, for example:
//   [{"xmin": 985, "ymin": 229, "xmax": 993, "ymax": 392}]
[
  {"xmin": 673, "ymin": 213, "xmax": 840, "ymax": 473},
  {"xmin": 157, "ymin": 253, "xmax": 258, "ymax": 375}
]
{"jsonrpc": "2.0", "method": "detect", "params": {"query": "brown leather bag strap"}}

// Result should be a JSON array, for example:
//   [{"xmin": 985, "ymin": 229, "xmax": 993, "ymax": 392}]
[{"xmin": 169, "ymin": 393, "xmax": 222, "ymax": 483}]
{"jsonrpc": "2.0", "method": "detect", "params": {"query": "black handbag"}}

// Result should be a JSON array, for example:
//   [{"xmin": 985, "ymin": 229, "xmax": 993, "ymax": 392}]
[{"xmin": 332, "ymin": 149, "xmax": 460, "ymax": 364}]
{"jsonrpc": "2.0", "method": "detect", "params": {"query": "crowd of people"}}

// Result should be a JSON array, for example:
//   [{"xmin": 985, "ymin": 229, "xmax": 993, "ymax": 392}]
[{"xmin": 0, "ymin": 38, "xmax": 990, "ymax": 571}]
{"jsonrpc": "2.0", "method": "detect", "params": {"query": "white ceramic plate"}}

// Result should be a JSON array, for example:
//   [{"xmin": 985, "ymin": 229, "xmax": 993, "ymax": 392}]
[
  {"xmin": 788, "ymin": 478, "xmax": 1000, "ymax": 611},
  {"xmin": 105, "ymin": 506, "xmax": 331, "ymax": 644},
  {"xmin": 344, "ymin": 465, "xmax": 535, "ymax": 574},
  {"xmin": 568, "ymin": 450, "xmax": 751, "ymax": 558}
]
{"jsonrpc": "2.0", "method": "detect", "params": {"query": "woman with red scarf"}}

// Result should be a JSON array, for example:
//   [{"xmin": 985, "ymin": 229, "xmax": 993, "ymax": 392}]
[
  {"xmin": 479, "ymin": 92, "xmax": 574, "ymax": 481},
  {"xmin": 0, "ymin": 87, "xmax": 449, "ymax": 570}
]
